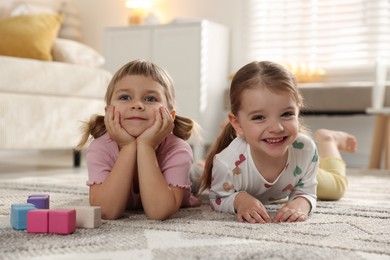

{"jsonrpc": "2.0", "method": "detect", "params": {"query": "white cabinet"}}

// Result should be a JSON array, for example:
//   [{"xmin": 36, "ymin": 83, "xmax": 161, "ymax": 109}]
[{"xmin": 104, "ymin": 21, "xmax": 229, "ymax": 160}]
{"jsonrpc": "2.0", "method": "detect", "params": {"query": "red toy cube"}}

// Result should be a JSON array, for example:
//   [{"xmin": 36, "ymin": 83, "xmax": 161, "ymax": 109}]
[{"xmin": 48, "ymin": 209, "xmax": 76, "ymax": 235}]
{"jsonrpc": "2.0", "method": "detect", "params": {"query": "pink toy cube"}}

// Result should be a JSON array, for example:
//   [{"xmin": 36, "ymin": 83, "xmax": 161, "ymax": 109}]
[
  {"xmin": 27, "ymin": 210, "xmax": 49, "ymax": 233},
  {"xmin": 27, "ymin": 194, "xmax": 50, "ymax": 209},
  {"xmin": 48, "ymin": 209, "xmax": 76, "ymax": 235}
]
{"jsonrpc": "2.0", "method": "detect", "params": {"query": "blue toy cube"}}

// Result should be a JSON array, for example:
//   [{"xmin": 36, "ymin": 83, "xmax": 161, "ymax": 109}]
[
  {"xmin": 27, "ymin": 194, "xmax": 50, "ymax": 209},
  {"xmin": 10, "ymin": 203, "xmax": 37, "ymax": 230}
]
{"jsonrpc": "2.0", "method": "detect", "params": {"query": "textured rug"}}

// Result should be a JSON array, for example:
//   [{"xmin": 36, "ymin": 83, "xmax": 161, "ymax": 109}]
[{"xmin": 0, "ymin": 168, "xmax": 389, "ymax": 260}]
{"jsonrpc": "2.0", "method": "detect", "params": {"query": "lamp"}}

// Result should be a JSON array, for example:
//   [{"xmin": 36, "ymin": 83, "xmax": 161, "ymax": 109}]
[{"xmin": 126, "ymin": 0, "xmax": 153, "ymax": 25}]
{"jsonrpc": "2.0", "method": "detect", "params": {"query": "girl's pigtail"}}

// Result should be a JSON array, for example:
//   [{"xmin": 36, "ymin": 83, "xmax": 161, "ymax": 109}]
[
  {"xmin": 199, "ymin": 122, "xmax": 236, "ymax": 192},
  {"xmin": 173, "ymin": 115, "xmax": 194, "ymax": 141},
  {"xmin": 76, "ymin": 114, "xmax": 106, "ymax": 150}
]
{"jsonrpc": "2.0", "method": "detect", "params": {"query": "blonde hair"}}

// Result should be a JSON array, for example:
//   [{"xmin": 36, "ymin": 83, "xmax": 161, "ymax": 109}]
[
  {"xmin": 77, "ymin": 60, "xmax": 195, "ymax": 150},
  {"xmin": 199, "ymin": 61, "xmax": 305, "ymax": 192}
]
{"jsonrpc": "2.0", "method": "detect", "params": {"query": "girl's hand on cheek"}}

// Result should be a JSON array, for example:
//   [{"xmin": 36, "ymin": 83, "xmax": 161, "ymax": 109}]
[
  {"xmin": 138, "ymin": 106, "xmax": 174, "ymax": 149},
  {"xmin": 105, "ymin": 105, "xmax": 135, "ymax": 148}
]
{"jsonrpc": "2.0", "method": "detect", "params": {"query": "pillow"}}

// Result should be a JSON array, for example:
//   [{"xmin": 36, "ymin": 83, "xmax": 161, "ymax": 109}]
[
  {"xmin": 52, "ymin": 38, "xmax": 105, "ymax": 67},
  {"xmin": 0, "ymin": 13, "xmax": 63, "ymax": 61},
  {"xmin": 58, "ymin": 1, "xmax": 83, "ymax": 41}
]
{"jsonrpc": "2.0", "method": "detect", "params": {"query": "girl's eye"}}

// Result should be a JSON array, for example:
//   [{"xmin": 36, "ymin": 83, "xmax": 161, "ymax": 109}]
[
  {"xmin": 282, "ymin": 111, "xmax": 295, "ymax": 117},
  {"xmin": 119, "ymin": 95, "xmax": 131, "ymax": 101},
  {"xmin": 145, "ymin": 96, "xmax": 158, "ymax": 102},
  {"xmin": 251, "ymin": 115, "xmax": 265, "ymax": 121}
]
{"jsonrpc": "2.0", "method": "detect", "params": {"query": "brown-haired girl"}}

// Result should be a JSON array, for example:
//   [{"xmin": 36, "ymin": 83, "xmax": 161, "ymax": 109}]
[
  {"xmin": 200, "ymin": 61, "xmax": 318, "ymax": 223},
  {"xmin": 198, "ymin": 61, "xmax": 359, "ymax": 223}
]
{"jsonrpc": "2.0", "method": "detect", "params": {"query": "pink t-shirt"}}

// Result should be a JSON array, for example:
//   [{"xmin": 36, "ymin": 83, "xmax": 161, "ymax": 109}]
[{"xmin": 86, "ymin": 132, "xmax": 199, "ymax": 208}]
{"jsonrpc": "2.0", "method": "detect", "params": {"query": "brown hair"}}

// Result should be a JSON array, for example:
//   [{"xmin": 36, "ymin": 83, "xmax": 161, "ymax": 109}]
[
  {"xmin": 199, "ymin": 61, "xmax": 304, "ymax": 192},
  {"xmin": 76, "ymin": 59, "xmax": 195, "ymax": 150}
]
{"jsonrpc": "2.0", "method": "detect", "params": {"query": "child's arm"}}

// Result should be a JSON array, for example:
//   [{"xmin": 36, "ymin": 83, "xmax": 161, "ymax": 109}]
[
  {"xmin": 137, "ymin": 107, "xmax": 183, "ymax": 220},
  {"xmin": 89, "ymin": 106, "xmax": 137, "ymax": 220},
  {"xmin": 89, "ymin": 143, "xmax": 136, "ymax": 219},
  {"xmin": 137, "ymin": 142, "xmax": 184, "ymax": 220}
]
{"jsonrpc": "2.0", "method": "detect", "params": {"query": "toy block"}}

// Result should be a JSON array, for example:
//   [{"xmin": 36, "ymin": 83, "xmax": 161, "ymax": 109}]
[
  {"xmin": 27, "ymin": 194, "xmax": 50, "ymax": 209},
  {"xmin": 62, "ymin": 206, "xmax": 101, "ymax": 228},
  {"xmin": 48, "ymin": 209, "xmax": 76, "ymax": 235},
  {"xmin": 27, "ymin": 210, "xmax": 49, "ymax": 233},
  {"xmin": 10, "ymin": 203, "xmax": 37, "ymax": 230}
]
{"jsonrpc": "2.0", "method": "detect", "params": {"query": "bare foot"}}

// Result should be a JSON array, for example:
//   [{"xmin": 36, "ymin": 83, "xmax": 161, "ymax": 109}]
[{"xmin": 315, "ymin": 129, "xmax": 357, "ymax": 153}]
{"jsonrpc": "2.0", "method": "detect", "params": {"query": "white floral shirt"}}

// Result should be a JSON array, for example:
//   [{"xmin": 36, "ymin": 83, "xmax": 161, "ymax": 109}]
[{"xmin": 209, "ymin": 133, "xmax": 318, "ymax": 214}]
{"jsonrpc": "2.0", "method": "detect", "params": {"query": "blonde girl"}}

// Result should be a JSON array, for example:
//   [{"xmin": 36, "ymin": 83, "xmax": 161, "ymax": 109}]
[{"xmin": 78, "ymin": 60, "xmax": 201, "ymax": 220}]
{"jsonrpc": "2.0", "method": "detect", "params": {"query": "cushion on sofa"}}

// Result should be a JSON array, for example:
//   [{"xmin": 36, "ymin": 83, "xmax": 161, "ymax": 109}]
[{"xmin": 0, "ymin": 13, "xmax": 63, "ymax": 61}]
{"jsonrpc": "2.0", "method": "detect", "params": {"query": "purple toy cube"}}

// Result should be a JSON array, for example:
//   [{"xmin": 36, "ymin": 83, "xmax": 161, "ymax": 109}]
[
  {"xmin": 27, "ymin": 194, "xmax": 50, "ymax": 209},
  {"xmin": 27, "ymin": 209, "xmax": 50, "ymax": 233},
  {"xmin": 48, "ymin": 209, "xmax": 76, "ymax": 235},
  {"xmin": 10, "ymin": 203, "xmax": 37, "ymax": 230}
]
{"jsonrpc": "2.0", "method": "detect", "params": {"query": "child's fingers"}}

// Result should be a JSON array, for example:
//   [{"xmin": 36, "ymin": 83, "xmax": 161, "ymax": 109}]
[
  {"xmin": 105, "ymin": 107, "xmax": 121, "ymax": 133},
  {"xmin": 286, "ymin": 212, "xmax": 307, "ymax": 222},
  {"xmin": 112, "ymin": 110, "xmax": 122, "ymax": 129},
  {"xmin": 250, "ymin": 211, "xmax": 266, "ymax": 224},
  {"xmin": 160, "ymin": 107, "xmax": 174, "ymax": 128},
  {"xmin": 237, "ymin": 209, "xmax": 270, "ymax": 224},
  {"xmin": 104, "ymin": 106, "xmax": 114, "ymax": 131},
  {"xmin": 274, "ymin": 207, "xmax": 288, "ymax": 222},
  {"xmin": 104, "ymin": 106, "xmax": 112, "ymax": 123},
  {"xmin": 237, "ymin": 212, "xmax": 257, "ymax": 224},
  {"xmin": 138, "ymin": 107, "xmax": 171, "ymax": 148},
  {"xmin": 274, "ymin": 207, "xmax": 307, "ymax": 222},
  {"xmin": 157, "ymin": 107, "xmax": 174, "ymax": 133},
  {"xmin": 236, "ymin": 214, "xmax": 245, "ymax": 223},
  {"xmin": 152, "ymin": 107, "xmax": 163, "ymax": 128},
  {"xmin": 255, "ymin": 204, "xmax": 272, "ymax": 223}
]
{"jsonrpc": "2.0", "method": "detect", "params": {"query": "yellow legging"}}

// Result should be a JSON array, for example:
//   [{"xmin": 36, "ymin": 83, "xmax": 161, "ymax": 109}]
[{"xmin": 317, "ymin": 157, "xmax": 348, "ymax": 201}]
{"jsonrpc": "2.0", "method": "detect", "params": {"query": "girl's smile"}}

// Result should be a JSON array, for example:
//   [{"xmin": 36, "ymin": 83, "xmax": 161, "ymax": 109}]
[
  {"xmin": 125, "ymin": 116, "xmax": 147, "ymax": 120},
  {"xmin": 263, "ymin": 136, "xmax": 288, "ymax": 145}
]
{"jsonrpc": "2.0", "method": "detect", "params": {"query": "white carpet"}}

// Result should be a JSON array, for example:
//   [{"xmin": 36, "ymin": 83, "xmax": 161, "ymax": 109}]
[{"xmin": 0, "ymin": 168, "xmax": 389, "ymax": 260}]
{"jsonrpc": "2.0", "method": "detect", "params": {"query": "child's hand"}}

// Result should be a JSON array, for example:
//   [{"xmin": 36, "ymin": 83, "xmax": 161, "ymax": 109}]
[
  {"xmin": 137, "ymin": 106, "xmax": 174, "ymax": 149},
  {"xmin": 105, "ymin": 105, "xmax": 135, "ymax": 148},
  {"xmin": 273, "ymin": 197, "xmax": 310, "ymax": 222},
  {"xmin": 234, "ymin": 192, "xmax": 272, "ymax": 224}
]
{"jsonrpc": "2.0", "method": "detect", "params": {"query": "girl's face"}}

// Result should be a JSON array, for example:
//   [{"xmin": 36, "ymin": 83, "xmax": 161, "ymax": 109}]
[
  {"xmin": 108, "ymin": 75, "xmax": 173, "ymax": 137},
  {"xmin": 229, "ymin": 86, "xmax": 300, "ymax": 160}
]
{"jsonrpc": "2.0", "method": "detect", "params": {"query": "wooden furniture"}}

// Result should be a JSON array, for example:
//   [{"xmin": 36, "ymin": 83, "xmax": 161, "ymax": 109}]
[
  {"xmin": 366, "ymin": 61, "xmax": 389, "ymax": 170},
  {"xmin": 367, "ymin": 109, "xmax": 390, "ymax": 169},
  {"xmin": 103, "ymin": 20, "xmax": 229, "ymax": 161}
]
